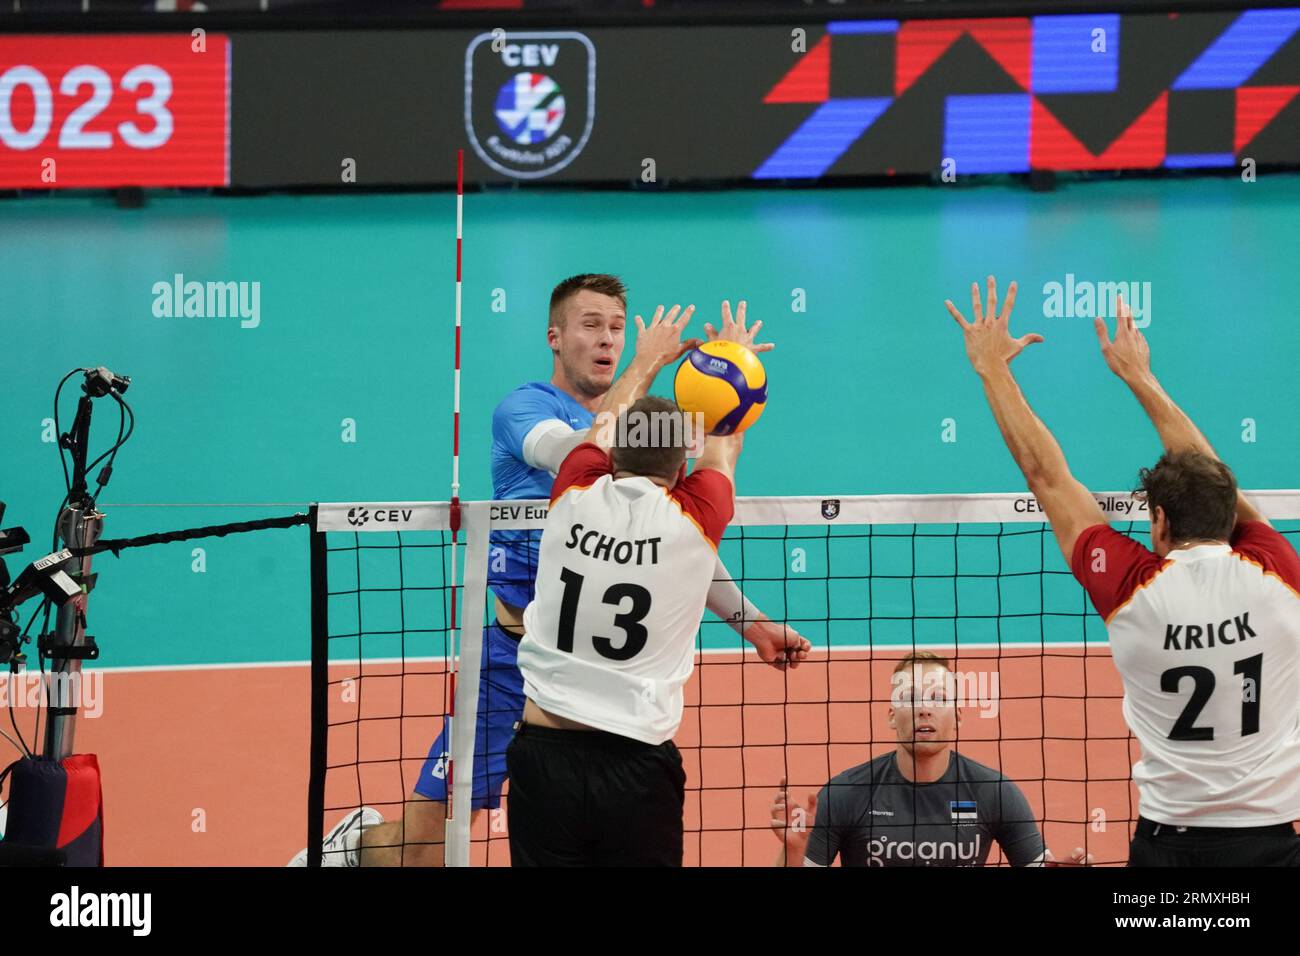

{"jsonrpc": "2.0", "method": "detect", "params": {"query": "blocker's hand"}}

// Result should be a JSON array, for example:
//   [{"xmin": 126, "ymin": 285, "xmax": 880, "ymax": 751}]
[
  {"xmin": 633, "ymin": 304, "xmax": 701, "ymax": 371},
  {"xmin": 1094, "ymin": 295, "xmax": 1152, "ymax": 386},
  {"xmin": 945, "ymin": 276, "xmax": 1043, "ymax": 376},
  {"xmin": 745, "ymin": 617, "xmax": 812, "ymax": 671},
  {"xmin": 705, "ymin": 300, "xmax": 774, "ymax": 354}
]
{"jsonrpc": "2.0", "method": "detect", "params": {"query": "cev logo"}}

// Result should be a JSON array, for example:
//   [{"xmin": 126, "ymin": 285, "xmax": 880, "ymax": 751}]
[{"xmin": 501, "ymin": 43, "xmax": 559, "ymax": 68}]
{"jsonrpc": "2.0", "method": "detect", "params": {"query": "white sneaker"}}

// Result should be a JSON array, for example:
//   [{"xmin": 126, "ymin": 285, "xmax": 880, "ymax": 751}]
[{"xmin": 287, "ymin": 807, "xmax": 384, "ymax": 867}]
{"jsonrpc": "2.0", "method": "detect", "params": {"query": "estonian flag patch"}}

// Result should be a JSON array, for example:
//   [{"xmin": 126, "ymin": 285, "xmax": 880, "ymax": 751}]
[{"xmin": 950, "ymin": 800, "xmax": 978, "ymax": 822}]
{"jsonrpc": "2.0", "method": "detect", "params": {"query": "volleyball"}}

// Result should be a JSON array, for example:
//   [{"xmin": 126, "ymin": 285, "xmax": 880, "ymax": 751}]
[{"xmin": 673, "ymin": 340, "xmax": 768, "ymax": 436}]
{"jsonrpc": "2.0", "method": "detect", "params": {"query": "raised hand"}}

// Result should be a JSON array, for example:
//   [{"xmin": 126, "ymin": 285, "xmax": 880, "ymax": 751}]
[
  {"xmin": 945, "ymin": 276, "xmax": 1043, "ymax": 376},
  {"xmin": 769, "ymin": 777, "xmax": 818, "ymax": 856},
  {"xmin": 704, "ymin": 300, "xmax": 774, "ymax": 354},
  {"xmin": 633, "ymin": 304, "xmax": 701, "ymax": 371},
  {"xmin": 1094, "ymin": 295, "xmax": 1152, "ymax": 385}
]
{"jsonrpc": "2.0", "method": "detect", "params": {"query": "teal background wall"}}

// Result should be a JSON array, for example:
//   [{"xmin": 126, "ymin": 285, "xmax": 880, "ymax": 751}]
[{"xmin": 2, "ymin": 175, "xmax": 1297, "ymax": 667}]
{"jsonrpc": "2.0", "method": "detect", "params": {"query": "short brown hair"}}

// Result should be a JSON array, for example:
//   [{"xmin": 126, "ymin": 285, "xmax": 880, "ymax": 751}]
[
  {"xmin": 1136, "ymin": 451, "xmax": 1237, "ymax": 543},
  {"xmin": 893, "ymin": 651, "xmax": 951, "ymax": 675},
  {"xmin": 549, "ymin": 273, "xmax": 627, "ymax": 329},
  {"xmin": 609, "ymin": 396, "xmax": 690, "ymax": 482}
]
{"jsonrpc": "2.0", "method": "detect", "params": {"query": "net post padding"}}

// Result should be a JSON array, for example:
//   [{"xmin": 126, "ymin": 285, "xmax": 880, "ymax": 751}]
[
  {"xmin": 447, "ymin": 501, "xmax": 491, "ymax": 867},
  {"xmin": 307, "ymin": 505, "xmax": 327, "ymax": 868}
]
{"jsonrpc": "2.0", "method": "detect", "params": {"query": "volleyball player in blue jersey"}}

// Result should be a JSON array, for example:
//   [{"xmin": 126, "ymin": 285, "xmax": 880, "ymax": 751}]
[{"xmin": 291, "ymin": 273, "xmax": 809, "ymax": 865}]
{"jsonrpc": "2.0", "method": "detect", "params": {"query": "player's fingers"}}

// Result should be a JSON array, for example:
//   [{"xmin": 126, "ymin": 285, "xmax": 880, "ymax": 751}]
[
  {"xmin": 635, "ymin": 315, "xmax": 646, "ymax": 334},
  {"xmin": 945, "ymin": 300, "xmax": 971, "ymax": 330},
  {"xmin": 986, "ymin": 275, "xmax": 998, "ymax": 322},
  {"xmin": 703, "ymin": 322, "xmax": 717, "ymax": 338},
  {"xmin": 720, "ymin": 299, "xmax": 733, "ymax": 328},
  {"xmin": 675, "ymin": 337, "xmax": 703, "ymax": 360},
  {"xmin": 1019, "ymin": 333, "xmax": 1045, "ymax": 348},
  {"xmin": 970, "ymin": 283, "xmax": 984, "ymax": 324},
  {"xmin": 676, "ymin": 304, "xmax": 696, "ymax": 330},
  {"xmin": 736, "ymin": 300, "xmax": 748, "ymax": 328},
  {"xmin": 1000, "ymin": 280, "xmax": 1017, "ymax": 324},
  {"xmin": 650, "ymin": 304, "xmax": 665, "ymax": 327},
  {"xmin": 1093, "ymin": 316, "xmax": 1111, "ymax": 350},
  {"xmin": 748, "ymin": 318, "xmax": 762, "ymax": 339}
]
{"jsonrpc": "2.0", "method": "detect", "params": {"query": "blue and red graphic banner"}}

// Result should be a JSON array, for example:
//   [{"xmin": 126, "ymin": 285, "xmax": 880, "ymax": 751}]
[{"xmin": 754, "ymin": 9, "xmax": 1300, "ymax": 178}]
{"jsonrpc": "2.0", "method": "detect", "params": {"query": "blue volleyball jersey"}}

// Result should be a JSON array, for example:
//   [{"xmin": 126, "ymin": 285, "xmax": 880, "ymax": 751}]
[{"xmin": 489, "ymin": 381, "xmax": 593, "ymax": 609}]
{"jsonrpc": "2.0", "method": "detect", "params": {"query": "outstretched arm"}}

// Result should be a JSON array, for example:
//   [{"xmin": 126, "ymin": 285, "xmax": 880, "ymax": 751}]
[
  {"xmin": 583, "ymin": 304, "xmax": 700, "ymax": 454},
  {"xmin": 946, "ymin": 277, "xmax": 1106, "ymax": 564},
  {"xmin": 699, "ymin": 300, "xmax": 811, "ymax": 670},
  {"xmin": 1095, "ymin": 299, "xmax": 1266, "ymax": 526}
]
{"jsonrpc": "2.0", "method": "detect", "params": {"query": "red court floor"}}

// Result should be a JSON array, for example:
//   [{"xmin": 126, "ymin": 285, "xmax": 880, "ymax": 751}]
[{"xmin": 1, "ymin": 645, "xmax": 1167, "ymax": 866}]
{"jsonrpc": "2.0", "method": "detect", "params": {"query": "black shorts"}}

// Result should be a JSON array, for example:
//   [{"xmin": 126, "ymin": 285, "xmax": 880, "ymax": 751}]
[
  {"xmin": 1128, "ymin": 816, "xmax": 1300, "ymax": 867},
  {"xmin": 505, "ymin": 722, "xmax": 686, "ymax": 867}
]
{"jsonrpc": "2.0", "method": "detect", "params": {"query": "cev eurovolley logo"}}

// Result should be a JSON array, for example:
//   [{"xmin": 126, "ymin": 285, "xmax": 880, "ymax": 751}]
[
  {"xmin": 465, "ymin": 31, "xmax": 596, "ymax": 180},
  {"xmin": 496, "ymin": 73, "xmax": 566, "ymax": 144}
]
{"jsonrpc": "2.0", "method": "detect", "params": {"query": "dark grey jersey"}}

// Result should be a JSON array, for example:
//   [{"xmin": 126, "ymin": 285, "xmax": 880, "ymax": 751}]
[{"xmin": 805, "ymin": 751, "xmax": 1044, "ymax": 867}]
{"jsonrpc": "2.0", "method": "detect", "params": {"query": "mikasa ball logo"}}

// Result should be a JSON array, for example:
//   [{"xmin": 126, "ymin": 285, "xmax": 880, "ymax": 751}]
[{"xmin": 465, "ymin": 31, "xmax": 596, "ymax": 180}]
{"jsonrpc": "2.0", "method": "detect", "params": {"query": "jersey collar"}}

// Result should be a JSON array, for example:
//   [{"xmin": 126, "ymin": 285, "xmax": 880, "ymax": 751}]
[{"xmin": 1165, "ymin": 542, "xmax": 1232, "ymax": 562}]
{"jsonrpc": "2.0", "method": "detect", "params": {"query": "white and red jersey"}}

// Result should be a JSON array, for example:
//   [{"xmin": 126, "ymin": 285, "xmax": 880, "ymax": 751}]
[
  {"xmin": 518, "ymin": 443, "xmax": 733, "ymax": 745},
  {"xmin": 1072, "ymin": 521, "xmax": 1300, "ymax": 826}
]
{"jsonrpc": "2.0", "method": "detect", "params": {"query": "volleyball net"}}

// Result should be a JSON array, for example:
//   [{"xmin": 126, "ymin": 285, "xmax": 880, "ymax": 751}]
[{"xmin": 308, "ymin": 491, "xmax": 1300, "ymax": 867}]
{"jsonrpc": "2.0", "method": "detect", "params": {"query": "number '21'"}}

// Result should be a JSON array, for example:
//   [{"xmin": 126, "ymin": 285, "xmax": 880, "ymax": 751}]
[{"xmin": 1161, "ymin": 654, "xmax": 1262, "ymax": 740}]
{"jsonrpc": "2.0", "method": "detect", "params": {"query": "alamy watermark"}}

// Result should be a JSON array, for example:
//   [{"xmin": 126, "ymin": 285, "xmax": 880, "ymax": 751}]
[
  {"xmin": 1042, "ymin": 274, "xmax": 1150, "ymax": 327},
  {"xmin": 593, "ymin": 408, "xmax": 707, "ymax": 451},
  {"xmin": 891, "ymin": 667, "xmax": 1000, "ymax": 718},
  {"xmin": 0, "ymin": 670, "xmax": 103, "ymax": 718},
  {"xmin": 151, "ymin": 273, "xmax": 261, "ymax": 329}
]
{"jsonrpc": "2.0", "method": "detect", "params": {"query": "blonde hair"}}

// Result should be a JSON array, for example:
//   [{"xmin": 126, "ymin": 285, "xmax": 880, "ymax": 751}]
[{"xmin": 892, "ymin": 650, "xmax": 951, "ymax": 675}]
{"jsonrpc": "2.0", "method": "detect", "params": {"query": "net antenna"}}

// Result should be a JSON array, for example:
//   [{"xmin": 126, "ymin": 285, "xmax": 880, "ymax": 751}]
[{"xmin": 444, "ymin": 149, "xmax": 465, "ymax": 863}]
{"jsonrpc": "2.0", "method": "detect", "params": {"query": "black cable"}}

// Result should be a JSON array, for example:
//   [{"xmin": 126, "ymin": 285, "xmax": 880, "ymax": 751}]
[
  {"xmin": 99, "ymin": 391, "xmax": 136, "ymax": 491},
  {"xmin": 50, "ymin": 492, "xmax": 70, "ymax": 553},
  {"xmin": 69, "ymin": 512, "xmax": 311, "ymax": 558},
  {"xmin": 52, "ymin": 368, "xmax": 85, "ymax": 497},
  {"xmin": 33, "ymin": 599, "xmax": 53, "ymax": 758},
  {"xmin": 0, "ymin": 761, "xmax": 14, "ymax": 814},
  {"xmin": 6, "ymin": 599, "xmax": 46, "ymax": 759},
  {"xmin": 84, "ymin": 392, "xmax": 135, "ymax": 496}
]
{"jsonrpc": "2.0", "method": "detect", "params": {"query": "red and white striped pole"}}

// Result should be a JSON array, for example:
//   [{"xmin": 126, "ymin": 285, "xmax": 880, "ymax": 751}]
[{"xmin": 446, "ymin": 149, "xmax": 464, "ymax": 826}]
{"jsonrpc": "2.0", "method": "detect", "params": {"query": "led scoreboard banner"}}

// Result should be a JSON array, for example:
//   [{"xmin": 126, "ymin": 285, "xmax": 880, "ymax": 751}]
[
  {"xmin": 0, "ymin": 34, "xmax": 230, "ymax": 188},
  {"xmin": 2, "ymin": 8, "xmax": 1299, "ymax": 190}
]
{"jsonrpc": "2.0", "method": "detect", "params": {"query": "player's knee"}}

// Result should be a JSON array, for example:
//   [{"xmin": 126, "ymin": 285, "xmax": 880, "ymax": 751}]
[{"xmin": 405, "ymin": 797, "xmax": 449, "ymax": 836}]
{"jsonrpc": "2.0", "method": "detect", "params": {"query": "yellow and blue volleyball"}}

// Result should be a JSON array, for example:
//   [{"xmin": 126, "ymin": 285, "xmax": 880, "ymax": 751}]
[{"xmin": 673, "ymin": 340, "xmax": 768, "ymax": 436}]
